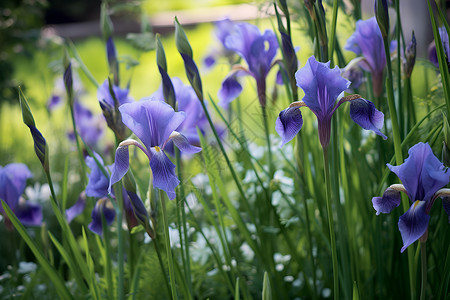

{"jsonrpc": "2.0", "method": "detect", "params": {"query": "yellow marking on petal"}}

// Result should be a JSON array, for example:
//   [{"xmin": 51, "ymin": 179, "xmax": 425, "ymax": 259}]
[
  {"xmin": 105, "ymin": 200, "xmax": 114, "ymax": 210},
  {"xmin": 289, "ymin": 101, "xmax": 307, "ymax": 108},
  {"xmin": 413, "ymin": 200, "xmax": 421, "ymax": 209},
  {"xmin": 155, "ymin": 146, "xmax": 161, "ymax": 152}
]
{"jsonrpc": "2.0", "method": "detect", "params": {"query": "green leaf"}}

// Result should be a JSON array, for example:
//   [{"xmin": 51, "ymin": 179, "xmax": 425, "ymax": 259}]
[
  {"xmin": 1, "ymin": 200, "xmax": 74, "ymax": 300},
  {"xmin": 262, "ymin": 272, "xmax": 272, "ymax": 300}
]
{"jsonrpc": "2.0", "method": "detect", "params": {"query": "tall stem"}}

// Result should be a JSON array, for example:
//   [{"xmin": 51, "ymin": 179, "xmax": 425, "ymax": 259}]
[
  {"xmin": 262, "ymin": 105, "xmax": 273, "ymax": 177},
  {"xmin": 68, "ymin": 104, "xmax": 87, "ymax": 185},
  {"xmin": 322, "ymin": 147, "xmax": 339, "ymax": 300},
  {"xmin": 382, "ymin": 36, "xmax": 416, "ymax": 300},
  {"xmin": 420, "ymin": 242, "xmax": 427, "ymax": 300},
  {"xmin": 160, "ymin": 190, "xmax": 178, "ymax": 300}
]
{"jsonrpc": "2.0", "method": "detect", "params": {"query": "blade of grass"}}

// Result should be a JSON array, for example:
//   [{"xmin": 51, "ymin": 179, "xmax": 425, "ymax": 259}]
[{"xmin": 1, "ymin": 200, "xmax": 74, "ymax": 300}]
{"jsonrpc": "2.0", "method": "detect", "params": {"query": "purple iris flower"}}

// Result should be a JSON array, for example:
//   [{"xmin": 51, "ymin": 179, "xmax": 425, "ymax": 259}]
[
  {"xmin": 68, "ymin": 102, "xmax": 104, "ymax": 148},
  {"xmin": 152, "ymin": 77, "xmax": 207, "ymax": 146},
  {"xmin": 108, "ymin": 99, "xmax": 202, "ymax": 200},
  {"xmin": 345, "ymin": 17, "xmax": 396, "ymax": 97},
  {"xmin": 0, "ymin": 163, "xmax": 42, "ymax": 227},
  {"xmin": 218, "ymin": 22, "xmax": 279, "ymax": 108},
  {"xmin": 276, "ymin": 56, "xmax": 386, "ymax": 149},
  {"xmin": 372, "ymin": 142, "xmax": 450, "ymax": 252}
]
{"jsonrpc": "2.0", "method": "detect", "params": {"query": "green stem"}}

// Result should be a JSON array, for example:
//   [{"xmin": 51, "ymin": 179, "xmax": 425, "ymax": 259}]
[
  {"xmin": 102, "ymin": 215, "xmax": 114, "ymax": 300},
  {"xmin": 262, "ymin": 105, "xmax": 273, "ymax": 177},
  {"xmin": 328, "ymin": 0, "xmax": 339, "ymax": 64},
  {"xmin": 322, "ymin": 147, "xmax": 339, "ymax": 300},
  {"xmin": 160, "ymin": 190, "xmax": 178, "ymax": 300},
  {"xmin": 420, "ymin": 242, "xmax": 427, "ymax": 300},
  {"xmin": 175, "ymin": 149, "xmax": 193, "ymax": 295},
  {"xmin": 68, "ymin": 102, "xmax": 87, "ymax": 185},
  {"xmin": 382, "ymin": 36, "xmax": 416, "ymax": 300},
  {"xmin": 153, "ymin": 239, "xmax": 173, "ymax": 298},
  {"xmin": 112, "ymin": 182, "xmax": 125, "ymax": 300}
]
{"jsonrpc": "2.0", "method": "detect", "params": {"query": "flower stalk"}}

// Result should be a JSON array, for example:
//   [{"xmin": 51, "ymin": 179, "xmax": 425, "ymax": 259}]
[{"xmin": 322, "ymin": 147, "xmax": 339, "ymax": 300}]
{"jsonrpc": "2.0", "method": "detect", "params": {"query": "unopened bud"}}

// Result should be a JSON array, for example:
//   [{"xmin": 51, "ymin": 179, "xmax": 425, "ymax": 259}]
[
  {"xmin": 375, "ymin": 0, "xmax": 389, "ymax": 38},
  {"xmin": 404, "ymin": 32, "xmax": 416, "ymax": 78}
]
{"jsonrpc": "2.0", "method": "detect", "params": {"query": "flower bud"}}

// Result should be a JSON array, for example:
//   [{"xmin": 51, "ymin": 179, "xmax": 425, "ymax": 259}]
[
  {"xmin": 404, "ymin": 32, "xmax": 416, "ymax": 78},
  {"xmin": 375, "ymin": 0, "xmax": 389, "ymax": 38},
  {"xmin": 174, "ymin": 17, "xmax": 203, "ymax": 101},
  {"xmin": 100, "ymin": 2, "xmax": 114, "ymax": 40},
  {"xmin": 156, "ymin": 34, "xmax": 176, "ymax": 108},
  {"xmin": 18, "ymin": 87, "xmax": 49, "ymax": 172}
]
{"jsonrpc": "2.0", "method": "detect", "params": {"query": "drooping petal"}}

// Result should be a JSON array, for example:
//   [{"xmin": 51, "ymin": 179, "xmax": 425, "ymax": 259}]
[
  {"xmin": 295, "ymin": 56, "xmax": 350, "ymax": 120},
  {"xmin": 119, "ymin": 99, "xmax": 185, "ymax": 149},
  {"xmin": 218, "ymin": 75, "xmax": 243, "ymax": 109},
  {"xmin": 109, "ymin": 139, "xmax": 149, "ymax": 194},
  {"xmin": 275, "ymin": 106, "xmax": 304, "ymax": 148},
  {"xmin": 0, "ymin": 164, "xmax": 32, "ymax": 209},
  {"xmin": 88, "ymin": 198, "xmax": 116, "ymax": 236},
  {"xmin": 85, "ymin": 153, "xmax": 110, "ymax": 198},
  {"xmin": 372, "ymin": 186, "xmax": 402, "ymax": 215},
  {"xmin": 15, "ymin": 199, "xmax": 42, "ymax": 226},
  {"xmin": 398, "ymin": 200, "xmax": 430, "ymax": 252},
  {"xmin": 348, "ymin": 98, "xmax": 387, "ymax": 139},
  {"xmin": 149, "ymin": 148, "xmax": 180, "ymax": 200},
  {"xmin": 66, "ymin": 192, "xmax": 86, "ymax": 223},
  {"xmin": 167, "ymin": 132, "xmax": 202, "ymax": 154}
]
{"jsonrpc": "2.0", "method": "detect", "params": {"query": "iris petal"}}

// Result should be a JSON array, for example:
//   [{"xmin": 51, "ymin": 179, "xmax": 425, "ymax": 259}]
[
  {"xmin": 372, "ymin": 187, "xmax": 401, "ymax": 215},
  {"xmin": 15, "ymin": 200, "xmax": 42, "ymax": 227},
  {"xmin": 275, "ymin": 107, "xmax": 303, "ymax": 148},
  {"xmin": 218, "ymin": 75, "xmax": 243, "ymax": 109},
  {"xmin": 149, "ymin": 149, "xmax": 180, "ymax": 200},
  {"xmin": 0, "ymin": 164, "xmax": 32, "ymax": 209},
  {"xmin": 168, "ymin": 132, "xmax": 202, "ymax": 154},
  {"xmin": 88, "ymin": 198, "xmax": 116, "ymax": 236},
  {"xmin": 349, "ymin": 98, "xmax": 387, "ymax": 139},
  {"xmin": 295, "ymin": 56, "xmax": 350, "ymax": 120},
  {"xmin": 119, "ymin": 99, "xmax": 185, "ymax": 149},
  {"xmin": 398, "ymin": 200, "xmax": 430, "ymax": 252},
  {"xmin": 85, "ymin": 153, "xmax": 110, "ymax": 198},
  {"xmin": 109, "ymin": 140, "xmax": 148, "ymax": 194},
  {"xmin": 66, "ymin": 192, "xmax": 86, "ymax": 223},
  {"xmin": 388, "ymin": 143, "xmax": 449, "ymax": 202}
]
